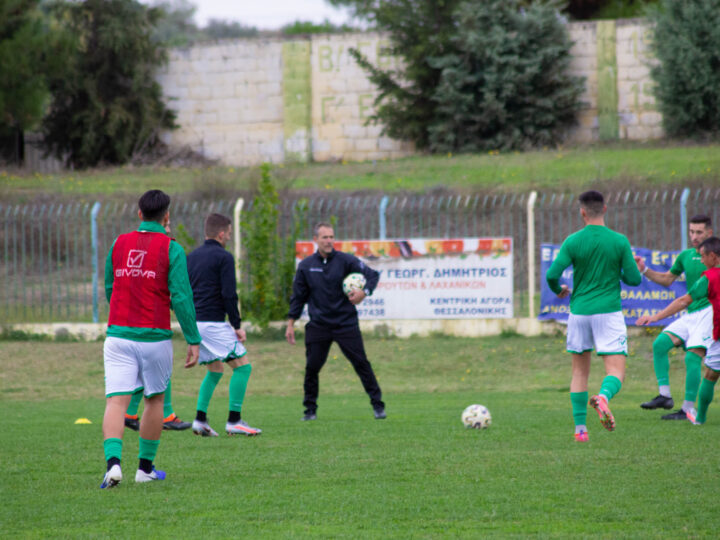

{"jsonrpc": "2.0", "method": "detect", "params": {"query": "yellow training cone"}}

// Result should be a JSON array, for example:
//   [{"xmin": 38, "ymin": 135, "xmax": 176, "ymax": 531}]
[{"xmin": 74, "ymin": 418, "xmax": 92, "ymax": 424}]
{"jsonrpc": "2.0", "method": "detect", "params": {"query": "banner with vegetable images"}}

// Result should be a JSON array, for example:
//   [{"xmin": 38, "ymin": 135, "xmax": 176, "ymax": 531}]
[{"xmin": 295, "ymin": 238, "xmax": 513, "ymax": 319}]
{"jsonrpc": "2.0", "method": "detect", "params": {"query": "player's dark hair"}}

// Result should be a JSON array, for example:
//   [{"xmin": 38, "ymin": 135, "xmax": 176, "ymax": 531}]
[
  {"xmin": 578, "ymin": 190, "xmax": 605, "ymax": 217},
  {"xmin": 205, "ymin": 213, "xmax": 232, "ymax": 238},
  {"xmin": 690, "ymin": 214, "xmax": 712, "ymax": 228},
  {"xmin": 699, "ymin": 236, "xmax": 720, "ymax": 257},
  {"xmin": 138, "ymin": 190, "xmax": 171, "ymax": 222},
  {"xmin": 313, "ymin": 222, "xmax": 333, "ymax": 236}
]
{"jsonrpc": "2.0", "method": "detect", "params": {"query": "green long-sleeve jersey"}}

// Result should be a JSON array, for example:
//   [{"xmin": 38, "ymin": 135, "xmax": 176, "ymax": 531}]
[{"xmin": 546, "ymin": 224, "xmax": 642, "ymax": 315}]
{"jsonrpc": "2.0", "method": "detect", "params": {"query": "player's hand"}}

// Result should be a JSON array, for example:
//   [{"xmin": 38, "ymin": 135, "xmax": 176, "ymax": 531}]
[
  {"xmin": 556, "ymin": 285, "xmax": 570, "ymax": 299},
  {"xmin": 636, "ymin": 315, "xmax": 653, "ymax": 326},
  {"xmin": 235, "ymin": 328, "xmax": 247, "ymax": 343},
  {"xmin": 634, "ymin": 255, "xmax": 646, "ymax": 273},
  {"xmin": 285, "ymin": 324, "xmax": 295, "ymax": 345},
  {"xmin": 348, "ymin": 289, "xmax": 366, "ymax": 305},
  {"xmin": 185, "ymin": 344, "xmax": 199, "ymax": 368}
]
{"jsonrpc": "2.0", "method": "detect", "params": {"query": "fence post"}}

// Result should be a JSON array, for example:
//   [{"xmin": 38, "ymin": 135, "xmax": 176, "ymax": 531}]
[
  {"xmin": 680, "ymin": 188, "xmax": 690, "ymax": 251},
  {"xmin": 527, "ymin": 191, "xmax": 538, "ymax": 319},
  {"xmin": 91, "ymin": 202, "xmax": 101, "ymax": 323},
  {"xmin": 379, "ymin": 195, "xmax": 389, "ymax": 240},
  {"xmin": 233, "ymin": 197, "xmax": 244, "ymax": 314}
]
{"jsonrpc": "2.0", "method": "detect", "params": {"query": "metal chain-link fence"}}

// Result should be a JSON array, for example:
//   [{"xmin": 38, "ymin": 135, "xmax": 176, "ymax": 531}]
[{"xmin": 3, "ymin": 188, "xmax": 720, "ymax": 323}]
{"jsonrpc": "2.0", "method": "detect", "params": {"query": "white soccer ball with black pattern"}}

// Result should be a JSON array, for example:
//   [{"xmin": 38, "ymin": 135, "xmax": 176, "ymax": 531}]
[
  {"xmin": 342, "ymin": 272, "xmax": 366, "ymax": 296},
  {"xmin": 461, "ymin": 404, "xmax": 492, "ymax": 429}
]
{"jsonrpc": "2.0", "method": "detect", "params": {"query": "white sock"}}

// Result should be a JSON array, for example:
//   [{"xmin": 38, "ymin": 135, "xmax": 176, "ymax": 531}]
[
  {"xmin": 659, "ymin": 385, "xmax": 671, "ymax": 398},
  {"xmin": 575, "ymin": 425, "xmax": 588, "ymax": 434},
  {"xmin": 682, "ymin": 400, "xmax": 694, "ymax": 412}
]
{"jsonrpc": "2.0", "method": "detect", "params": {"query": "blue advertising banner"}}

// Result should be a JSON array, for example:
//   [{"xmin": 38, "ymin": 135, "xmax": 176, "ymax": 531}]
[{"xmin": 539, "ymin": 243, "xmax": 686, "ymax": 326}]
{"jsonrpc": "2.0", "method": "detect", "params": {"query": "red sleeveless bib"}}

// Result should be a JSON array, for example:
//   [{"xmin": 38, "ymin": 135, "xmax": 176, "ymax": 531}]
[
  {"xmin": 704, "ymin": 267, "xmax": 720, "ymax": 340},
  {"xmin": 108, "ymin": 231, "xmax": 171, "ymax": 329}
]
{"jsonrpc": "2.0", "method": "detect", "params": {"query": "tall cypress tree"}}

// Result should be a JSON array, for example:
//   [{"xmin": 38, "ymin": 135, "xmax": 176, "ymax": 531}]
[
  {"xmin": 42, "ymin": 0, "xmax": 176, "ymax": 168},
  {"xmin": 0, "ymin": 0, "xmax": 51, "ymax": 163}
]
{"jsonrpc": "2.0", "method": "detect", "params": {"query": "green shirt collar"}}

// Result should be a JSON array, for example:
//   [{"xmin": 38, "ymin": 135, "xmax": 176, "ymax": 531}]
[{"xmin": 138, "ymin": 221, "xmax": 168, "ymax": 234}]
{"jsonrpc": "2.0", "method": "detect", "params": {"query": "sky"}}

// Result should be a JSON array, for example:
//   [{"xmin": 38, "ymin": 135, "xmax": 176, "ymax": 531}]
[{"xmin": 174, "ymin": 0, "xmax": 355, "ymax": 29}]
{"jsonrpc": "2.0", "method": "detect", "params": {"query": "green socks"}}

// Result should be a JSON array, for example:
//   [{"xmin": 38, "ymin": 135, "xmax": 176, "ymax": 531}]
[
  {"xmin": 684, "ymin": 350, "xmax": 703, "ymax": 402},
  {"xmin": 696, "ymin": 377, "xmax": 717, "ymax": 424},
  {"xmin": 229, "ymin": 364, "xmax": 252, "ymax": 413},
  {"xmin": 653, "ymin": 333, "xmax": 674, "ymax": 388},
  {"xmin": 126, "ymin": 389, "xmax": 142, "ymax": 417},
  {"xmin": 138, "ymin": 437, "xmax": 160, "ymax": 461},
  {"xmin": 570, "ymin": 391, "xmax": 588, "ymax": 427},
  {"xmin": 163, "ymin": 380, "xmax": 174, "ymax": 418},
  {"xmin": 104, "ymin": 437, "xmax": 122, "ymax": 462},
  {"xmin": 196, "ymin": 371, "xmax": 223, "ymax": 413},
  {"xmin": 599, "ymin": 375, "xmax": 622, "ymax": 401}
]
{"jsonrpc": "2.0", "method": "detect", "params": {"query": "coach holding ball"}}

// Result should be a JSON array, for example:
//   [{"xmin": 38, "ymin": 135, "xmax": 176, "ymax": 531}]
[{"xmin": 286, "ymin": 222, "xmax": 386, "ymax": 421}]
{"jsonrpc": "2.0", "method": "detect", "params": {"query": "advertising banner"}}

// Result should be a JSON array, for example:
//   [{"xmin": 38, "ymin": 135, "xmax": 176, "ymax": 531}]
[
  {"xmin": 539, "ymin": 243, "xmax": 685, "ymax": 326},
  {"xmin": 295, "ymin": 238, "xmax": 513, "ymax": 320}
]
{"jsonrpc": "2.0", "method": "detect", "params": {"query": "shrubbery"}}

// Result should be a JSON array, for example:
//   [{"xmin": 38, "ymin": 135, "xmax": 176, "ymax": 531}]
[
  {"xmin": 344, "ymin": 0, "xmax": 584, "ymax": 153},
  {"xmin": 649, "ymin": 0, "xmax": 720, "ymax": 138}
]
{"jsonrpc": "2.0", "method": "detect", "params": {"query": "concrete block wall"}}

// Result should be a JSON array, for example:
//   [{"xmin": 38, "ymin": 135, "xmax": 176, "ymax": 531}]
[
  {"xmin": 157, "ymin": 20, "xmax": 662, "ymax": 167},
  {"xmin": 157, "ymin": 39, "xmax": 286, "ymax": 166}
]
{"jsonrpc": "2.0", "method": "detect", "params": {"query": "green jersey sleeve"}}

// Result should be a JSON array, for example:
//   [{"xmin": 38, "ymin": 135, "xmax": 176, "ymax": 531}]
[
  {"xmin": 168, "ymin": 240, "xmax": 201, "ymax": 345},
  {"xmin": 545, "ymin": 241, "xmax": 572, "ymax": 295},
  {"xmin": 688, "ymin": 275, "xmax": 709, "ymax": 302}
]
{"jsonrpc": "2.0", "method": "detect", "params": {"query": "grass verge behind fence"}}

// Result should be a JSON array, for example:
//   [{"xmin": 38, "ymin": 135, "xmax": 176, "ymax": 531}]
[{"xmin": 2, "ymin": 142, "xmax": 720, "ymax": 202}]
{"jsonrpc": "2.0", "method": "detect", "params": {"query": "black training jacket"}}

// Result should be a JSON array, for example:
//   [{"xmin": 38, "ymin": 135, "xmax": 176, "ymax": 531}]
[
  {"xmin": 186, "ymin": 239, "xmax": 241, "ymax": 329},
  {"xmin": 288, "ymin": 249, "xmax": 379, "ymax": 328}
]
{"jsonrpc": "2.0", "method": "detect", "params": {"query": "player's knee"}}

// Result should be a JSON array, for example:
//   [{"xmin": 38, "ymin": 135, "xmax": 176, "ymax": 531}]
[{"xmin": 653, "ymin": 333, "xmax": 675, "ymax": 354}]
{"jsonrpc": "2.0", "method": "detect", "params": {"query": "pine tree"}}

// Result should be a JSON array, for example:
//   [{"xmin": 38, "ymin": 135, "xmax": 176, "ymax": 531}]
[
  {"xmin": 0, "ymin": 0, "xmax": 52, "ymax": 162},
  {"xmin": 42, "ymin": 0, "xmax": 176, "ymax": 168},
  {"xmin": 331, "ymin": 0, "xmax": 584, "ymax": 152},
  {"xmin": 428, "ymin": 0, "xmax": 585, "ymax": 152},
  {"xmin": 649, "ymin": 0, "xmax": 720, "ymax": 138}
]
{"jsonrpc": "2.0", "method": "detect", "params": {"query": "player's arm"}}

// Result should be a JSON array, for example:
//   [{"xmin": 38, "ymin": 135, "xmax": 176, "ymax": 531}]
[
  {"xmin": 167, "ymin": 241, "xmax": 201, "ymax": 346},
  {"xmin": 636, "ymin": 294, "xmax": 692, "ymax": 326},
  {"xmin": 637, "ymin": 275, "xmax": 708, "ymax": 325},
  {"xmin": 348, "ymin": 256, "xmax": 379, "ymax": 304},
  {"xmin": 104, "ymin": 240, "xmax": 117, "ymax": 303},
  {"xmin": 620, "ymin": 240, "xmax": 642, "ymax": 286},
  {"xmin": 635, "ymin": 255, "xmax": 685, "ymax": 287},
  {"xmin": 545, "ymin": 242, "xmax": 572, "ymax": 296},
  {"xmin": 286, "ymin": 267, "xmax": 309, "ymax": 344},
  {"xmin": 634, "ymin": 255, "xmax": 678, "ymax": 287},
  {"xmin": 219, "ymin": 254, "xmax": 241, "ymax": 328}
]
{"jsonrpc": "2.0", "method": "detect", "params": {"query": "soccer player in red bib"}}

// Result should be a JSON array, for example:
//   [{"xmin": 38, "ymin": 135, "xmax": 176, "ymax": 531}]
[
  {"xmin": 637, "ymin": 236, "xmax": 720, "ymax": 426},
  {"xmin": 100, "ymin": 190, "xmax": 200, "ymax": 489}
]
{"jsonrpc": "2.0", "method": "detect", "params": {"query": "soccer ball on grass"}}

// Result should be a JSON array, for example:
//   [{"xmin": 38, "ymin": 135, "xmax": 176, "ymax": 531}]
[
  {"xmin": 342, "ymin": 272, "xmax": 366, "ymax": 296},
  {"xmin": 461, "ymin": 404, "xmax": 492, "ymax": 429}
]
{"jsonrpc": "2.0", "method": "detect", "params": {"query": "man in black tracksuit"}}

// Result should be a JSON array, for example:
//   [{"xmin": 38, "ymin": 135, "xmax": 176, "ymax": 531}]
[{"xmin": 286, "ymin": 222, "xmax": 386, "ymax": 421}]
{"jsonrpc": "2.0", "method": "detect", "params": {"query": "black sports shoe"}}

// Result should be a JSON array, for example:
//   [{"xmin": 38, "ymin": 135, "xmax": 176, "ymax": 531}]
[
  {"xmin": 124, "ymin": 416, "xmax": 140, "ymax": 431},
  {"xmin": 661, "ymin": 409, "xmax": 687, "ymax": 420},
  {"xmin": 641, "ymin": 395, "xmax": 674, "ymax": 410},
  {"xmin": 373, "ymin": 408, "xmax": 387, "ymax": 420},
  {"xmin": 302, "ymin": 413, "xmax": 317, "ymax": 421},
  {"xmin": 163, "ymin": 415, "xmax": 192, "ymax": 430}
]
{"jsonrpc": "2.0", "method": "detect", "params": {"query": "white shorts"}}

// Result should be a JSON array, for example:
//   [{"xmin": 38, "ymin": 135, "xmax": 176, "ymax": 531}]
[
  {"xmin": 704, "ymin": 341, "xmax": 720, "ymax": 371},
  {"xmin": 567, "ymin": 311, "xmax": 628, "ymax": 356},
  {"xmin": 198, "ymin": 322, "xmax": 247, "ymax": 365},
  {"xmin": 664, "ymin": 305, "xmax": 713, "ymax": 351},
  {"xmin": 103, "ymin": 337, "xmax": 173, "ymax": 397}
]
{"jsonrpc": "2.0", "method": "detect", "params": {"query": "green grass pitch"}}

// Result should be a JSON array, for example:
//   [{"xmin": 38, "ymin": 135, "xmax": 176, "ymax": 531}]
[{"xmin": 2, "ymin": 333, "xmax": 719, "ymax": 538}]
